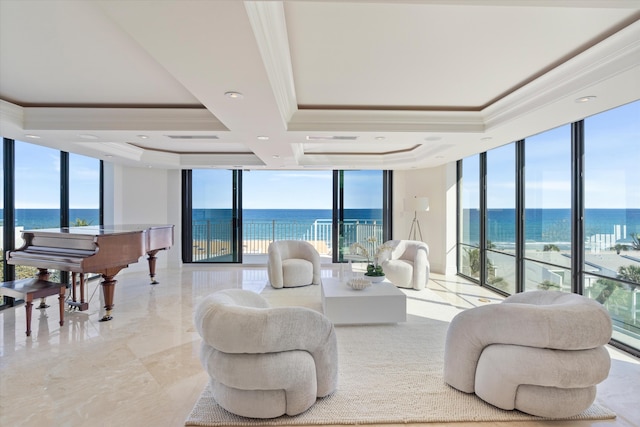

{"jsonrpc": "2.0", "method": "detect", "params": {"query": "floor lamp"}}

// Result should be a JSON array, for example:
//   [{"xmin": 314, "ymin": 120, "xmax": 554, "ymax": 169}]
[{"xmin": 406, "ymin": 196, "xmax": 429, "ymax": 241}]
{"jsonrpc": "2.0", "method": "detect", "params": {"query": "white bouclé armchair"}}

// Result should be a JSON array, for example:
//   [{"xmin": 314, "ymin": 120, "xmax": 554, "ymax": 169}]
[
  {"xmin": 194, "ymin": 289, "xmax": 338, "ymax": 418},
  {"xmin": 444, "ymin": 290, "xmax": 612, "ymax": 418},
  {"xmin": 268, "ymin": 240, "xmax": 321, "ymax": 288},
  {"xmin": 377, "ymin": 240, "xmax": 430, "ymax": 290}
]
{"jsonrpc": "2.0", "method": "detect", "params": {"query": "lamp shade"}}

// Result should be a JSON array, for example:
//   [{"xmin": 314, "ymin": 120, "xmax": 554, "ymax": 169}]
[
  {"xmin": 404, "ymin": 196, "xmax": 430, "ymax": 212},
  {"xmin": 415, "ymin": 197, "xmax": 430, "ymax": 212}
]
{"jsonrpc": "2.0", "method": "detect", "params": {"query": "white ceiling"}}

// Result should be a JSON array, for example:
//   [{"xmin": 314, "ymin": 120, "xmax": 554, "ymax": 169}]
[{"xmin": 1, "ymin": 0, "xmax": 639, "ymax": 170}]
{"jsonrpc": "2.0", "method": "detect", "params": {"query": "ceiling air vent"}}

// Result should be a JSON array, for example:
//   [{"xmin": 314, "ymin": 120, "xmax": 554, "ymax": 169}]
[
  {"xmin": 305, "ymin": 136, "xmax": 358, "ymax": 141},
  {"xmin": 165, "ymin": 135, "xmax": 219, "ymax": 140}
]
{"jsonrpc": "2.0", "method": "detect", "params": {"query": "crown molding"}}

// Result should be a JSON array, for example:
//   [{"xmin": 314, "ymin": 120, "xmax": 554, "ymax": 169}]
[
  {"xmin": 140, "ymin": 149, "xmax": 180, "ymax": 168},
  {"xmin": 86, "ymin": 142, "xmax": 144, "ymax": 161},
  {"xmin": 484, "ymin": 19, "xmax": 640, "ymax": 130},
  {"xmin": 245, "ymin": 1, "xmax": 298, "ymax": 127},
  {"xmin": 23, "ymin": 107, "xmax": 227, "ymax": 131},
  {"xmin": 180, "ymin": 153, "xmax": 265, "ymax": 168},
  {"xmin": 288, "ymin": 109, "xmax": 485, "ymax": 133},
  {"xmin": 0, "ymin": 99, "xmax": 24, "ymax": 127}
]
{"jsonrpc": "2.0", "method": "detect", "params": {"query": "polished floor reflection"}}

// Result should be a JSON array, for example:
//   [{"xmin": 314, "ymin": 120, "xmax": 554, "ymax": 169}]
[{"xmin": 0, "ymin": 265, "xmax": 638, "ymax": 427}]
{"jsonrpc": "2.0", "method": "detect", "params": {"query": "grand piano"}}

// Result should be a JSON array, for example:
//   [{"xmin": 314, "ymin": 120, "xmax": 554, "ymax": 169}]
[{"xmin": 6, "ymin": 224, "xmax": 174, "ymax": 321}]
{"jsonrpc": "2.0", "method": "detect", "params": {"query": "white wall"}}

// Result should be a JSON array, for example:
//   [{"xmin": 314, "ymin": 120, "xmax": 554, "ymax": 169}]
[
  {"xmin": 106, "ymin": 163, "xmax": 458, "ymax": 276},
  {"xmin": 103, "ymin": 163, "xmax": 180, "ymax": 275},
  {"xmin": 393, "ymin": 163, "xmax": 458, "ymax": 275}
]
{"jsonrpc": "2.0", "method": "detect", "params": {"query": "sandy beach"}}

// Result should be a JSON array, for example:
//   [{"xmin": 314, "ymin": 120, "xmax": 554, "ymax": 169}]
[{"xmin": 192, "ymin": 239, "xmax": 331, "ymax": 259}]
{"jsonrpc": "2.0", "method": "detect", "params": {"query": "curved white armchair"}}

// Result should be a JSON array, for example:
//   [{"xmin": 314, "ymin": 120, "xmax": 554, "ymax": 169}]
[
  {"xmin": 377, "ymin": 240, "xmax": 430, "ymax": 290},
  {"xmin": 194, "ymin": 289, "xmax": 338, "ymax": 418},
  {"xmin": 268, "ymin": 240, "xmax": 321, "ymax": 288},
  {"xmin": 444, "ymin": 291, "xmax": 612, "ymax": 418}
]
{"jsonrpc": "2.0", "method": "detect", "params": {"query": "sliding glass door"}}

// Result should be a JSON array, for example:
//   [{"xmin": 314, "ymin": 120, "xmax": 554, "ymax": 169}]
[
  {"xmin": 190, "ymin": 169, "xmax": 241, "ymax": 263},
  {"xmin": 184, "ymin": 169, "xmax": 390, "ymax": 264},
  {"xmin": 335, "ymin": 170, "xmax": 385, "ymax": 264},
  {"xmin": 242, "ymin": 170, "xmax": 333, "ymax": 261}
]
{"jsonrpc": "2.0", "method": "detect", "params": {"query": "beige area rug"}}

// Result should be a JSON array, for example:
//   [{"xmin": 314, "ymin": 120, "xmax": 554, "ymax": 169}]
[{"xmin": 185, "ymin": 285, "xmax": 616, "ymax": 426}]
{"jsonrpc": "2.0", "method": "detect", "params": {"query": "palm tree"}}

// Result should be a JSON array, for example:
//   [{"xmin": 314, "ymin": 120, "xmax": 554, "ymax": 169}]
[
  {"xmin": 538, "ymin": 280, "xmax": 560, "ymax": 290},
  {"xmin": 594, "ymin": 279, "xmax": 619, "ymax": 304},
  {"xmin": 72, "ymin": 218, "xmax": 92, "ymax": 226},
  {"xmin": 610, "ymin": 243, "xmax": 628, "ymax": 255},
  {"xmin": 464, "ymin": 247, "xmax": 480, "ymax": 278},
  {"xmin": 618, "ymin": 265, "xmax": 640, "ymax": 285},
  {"xmin": 594, "ymin": 264, "xmax": 640, "ymax": 304}
]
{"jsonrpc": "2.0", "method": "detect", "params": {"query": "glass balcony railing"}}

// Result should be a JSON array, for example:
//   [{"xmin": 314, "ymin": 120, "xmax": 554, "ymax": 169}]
[{"xmin": 191, "ymin": 219, "xmax": 383, "ymax": 262}]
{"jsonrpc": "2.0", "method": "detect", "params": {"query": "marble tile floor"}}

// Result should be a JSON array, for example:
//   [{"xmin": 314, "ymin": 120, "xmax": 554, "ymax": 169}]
[{"xmin": 0, "ymin": 265, "xmax": 638, "ymax": 427}]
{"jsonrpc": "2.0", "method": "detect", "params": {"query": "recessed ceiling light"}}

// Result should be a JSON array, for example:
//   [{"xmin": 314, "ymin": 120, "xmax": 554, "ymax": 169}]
[
  {"xmin": 272, "ymin": 155, "xmax": 280, "ymax": 159},
  {"xmin": 375, "ymin": 136, "xmax": 385, "ymax": 141},
  {"xmin": 79, "ymin": 134, "xmax": 98, "ymax": 140},
  {"xmin": 24, "ymin": 134, "xmax": 40, "ymax": 139},
  {"xmin": 481, "ymin": 137, "xmax": 492, "ymax": 141},
  {"xmin": 425, "ymin": 136, "xmax": 441, "ymax": 142},
  {"xmin": 225, "ymin": 91, "xmax": 244, "ymax": 99},
  {"xmin": 105, "ymin": 155, "xmax": 113, "ymax": 158},
  {"xmin": 575, "ymin": 96, "xmax": 596, "ymax": 103},
  {"xmin": 137, "ymin": 135, "xmax": 149, "ymax": 139},
  {"xmin": 257, "ymin": 136, "xmax": 269, "ymax": 141}
]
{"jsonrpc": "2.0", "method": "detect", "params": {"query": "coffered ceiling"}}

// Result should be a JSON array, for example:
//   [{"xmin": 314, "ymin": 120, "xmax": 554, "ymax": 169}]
[{"xmin": 1, "ymin": 0, "xmax": 639, "ymax": 170}]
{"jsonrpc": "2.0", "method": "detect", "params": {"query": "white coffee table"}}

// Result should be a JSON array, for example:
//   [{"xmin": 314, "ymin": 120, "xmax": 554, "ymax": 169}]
[{"xmin": 321, "ymin": 277, "xmax": 406, "ymax": 325}]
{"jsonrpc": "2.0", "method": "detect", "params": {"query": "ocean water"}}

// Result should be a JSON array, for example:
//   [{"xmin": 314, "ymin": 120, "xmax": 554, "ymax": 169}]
[
  {"xmin": 2, "ymin": 209, "xmax": 102, "ymax": 229},
  {"xmin": 462, "ymin": 208, "xmax": 640, "ymax": 244},
  {"xmin": 192, "ymin": 208, "xmax": 382, "ymax": 224},
  {"xmin": 2, "ymin": 208, "xmax": 638, "ymax": 245},
  {"xmin": 0, "ymin": 208, "xmax": 383, "ymax": 242},
  {"xmin": 192, "ymin": 208, "xmax": 383, "ymax": 241}
]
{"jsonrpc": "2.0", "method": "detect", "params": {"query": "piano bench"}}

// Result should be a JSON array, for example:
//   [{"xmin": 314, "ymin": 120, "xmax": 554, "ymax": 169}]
[{"xmin": 0, "ymin": 278, "xmax": 66, "ymax": 336}]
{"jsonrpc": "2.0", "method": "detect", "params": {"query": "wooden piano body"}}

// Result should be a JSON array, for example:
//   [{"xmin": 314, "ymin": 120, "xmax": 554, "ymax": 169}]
[{"xmin": 6, "ymin": 224, "xmax": 174, "ymax": 321}]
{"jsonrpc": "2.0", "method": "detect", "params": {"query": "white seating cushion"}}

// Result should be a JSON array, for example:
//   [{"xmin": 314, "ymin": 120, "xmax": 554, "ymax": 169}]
[
  {"xmin": 382, "ymin": 259, "xmax": 414, "ymax": 288},
  {"xmin": 282, "ymin": 258, "xmax": 313, "ymax": 287}
]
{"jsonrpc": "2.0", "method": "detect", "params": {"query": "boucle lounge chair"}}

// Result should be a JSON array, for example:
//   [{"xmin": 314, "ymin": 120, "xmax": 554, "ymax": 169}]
[
  {"xmin": 268, "ymin": 240, "xmax": 321, "ymax": 288},
  {"xmin": 194, "ymin": 289, "xmax": 338, "ymax": 418},
  {"xmin": 444, "ymin": 290, "xmax": 612, "ymax": 418},
  {"xmin": 377, "ymin": 240, "xmax": 430, "ymax": 290}
]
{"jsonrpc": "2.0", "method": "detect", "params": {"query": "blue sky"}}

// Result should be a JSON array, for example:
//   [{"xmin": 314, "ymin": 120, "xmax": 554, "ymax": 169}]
[
  {"xmin": 0, "ymin": 145, "xmax": 100, "ymax": 209},
  {"xmin": 193, "ymin": 169, "xmax": 384, "ymax": 209},
  {"xmin": 462, "ymin": 99, "xmax": 639, "ymax": 209}
]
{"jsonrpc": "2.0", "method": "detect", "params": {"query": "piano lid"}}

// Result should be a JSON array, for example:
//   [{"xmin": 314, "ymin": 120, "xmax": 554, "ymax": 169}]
[{"xmin": 21, "ymin": 224, "xmax": 174, "ymax": 236}]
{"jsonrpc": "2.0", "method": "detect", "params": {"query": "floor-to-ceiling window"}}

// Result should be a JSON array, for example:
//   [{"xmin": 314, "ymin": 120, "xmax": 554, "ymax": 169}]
[
  {"xmin": 14, "ymin": 141, "xmax": 60, "ymax": 279},
  {"xmin": 184, "ymin": 169, "xmax": 390, "ymax": 264},
  {"xmin": 0, "ymin": 142, "xmax": 4, "ymax": 285},
  {"xmin": 524, "ymin": 125, "xmax": 573, "ymax": 292},
  {"xmin": 243, "ymin": 170, "xmax": 333, "ymax": 260},
  {"xmin": 189, "ymin": 169, "xmax": 240, "ymax": 263},
  {"xmin": 0, "ymin": 139, "xmax": 104, "ymax": 284},
  {"xmin": 337, "ymin": 170, "xmax": 385, "ymax": 263},
  {"xmin": 69, "ymin": 153, "xmax": 101, "ymax": 226},
  {"xmin": 458, "ymin": 155, "xmax": 480, "ymax": 280},
  {"xmin": 584, "ymin": 101, "xmax": 640, "ymax": 351},
  {"xmin": 485, "ymin": 143, "xmax": 516, "ymax": 294},
  {"xmin": 457, "ymin": 100, "xmax": 640, "ymax": 355}
]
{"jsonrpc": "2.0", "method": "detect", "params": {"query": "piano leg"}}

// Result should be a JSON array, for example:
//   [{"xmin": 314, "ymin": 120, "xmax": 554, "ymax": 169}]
[
  {"xmin": 147, "ymin": 250, "xmax": 160, "ymax": 285},
  {"xmin": 99, "ymin": 267, "xmax": 124, "ymax": 322},
  {"xmin": 71, "ymin": 272, "xmax": 77, "ymax": 303},
  {"xmin": 68, "ymin": 273, "xmax": 89, "ymax": 311}
]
